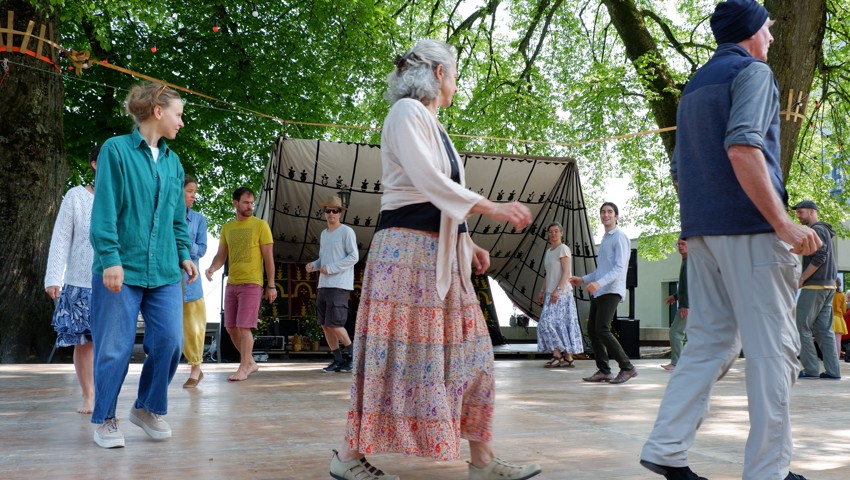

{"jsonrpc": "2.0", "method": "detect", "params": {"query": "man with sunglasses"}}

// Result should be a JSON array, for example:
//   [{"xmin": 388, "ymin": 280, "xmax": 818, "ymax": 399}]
[{"xmin": 306, "ymin": 196, "xmax": 359, "ymax": 372}]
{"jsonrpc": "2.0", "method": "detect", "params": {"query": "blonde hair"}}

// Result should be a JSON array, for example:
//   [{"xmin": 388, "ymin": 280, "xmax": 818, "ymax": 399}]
[
  {"xmin": 125, "ymin": 82, "xmax": 181, "ymax": 125},
  {"xmin": 384, "ymin": 39, "xmax": 456, "ymax": 106}
]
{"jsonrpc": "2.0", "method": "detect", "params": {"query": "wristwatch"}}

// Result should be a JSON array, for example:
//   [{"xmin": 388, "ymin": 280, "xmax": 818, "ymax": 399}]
[{"xmin": 265, "ymin": 285, "xmax": 276, "ymax": 289}]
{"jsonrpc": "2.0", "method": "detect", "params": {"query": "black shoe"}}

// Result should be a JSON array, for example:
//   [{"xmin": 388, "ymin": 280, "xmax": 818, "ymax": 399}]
[
  {"xmin": 640, "ymin": 459, "xmax": 707, "ymax": 480},
  {"xmin": 785, "ymin": 472, "xmax": 807, "ymax": 480},
  {"xmin": 322, "ymin": 360, "xmax": 342, "ymax": 373},
  {"xmin": 337, "ymin": 358, "xmax": 353, "ymax": 373}
]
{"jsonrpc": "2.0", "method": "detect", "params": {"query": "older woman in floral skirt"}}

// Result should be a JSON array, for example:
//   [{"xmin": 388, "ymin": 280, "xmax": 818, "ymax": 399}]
[{"xmin": 329, "ymin": 40, "xmax": 542, "ymax": 480}]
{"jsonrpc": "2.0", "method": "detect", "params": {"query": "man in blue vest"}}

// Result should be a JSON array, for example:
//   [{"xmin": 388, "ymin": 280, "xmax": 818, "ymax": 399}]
[{"xmin": 640, "ymin": 1, "xmax": 821, "ymax": 479}]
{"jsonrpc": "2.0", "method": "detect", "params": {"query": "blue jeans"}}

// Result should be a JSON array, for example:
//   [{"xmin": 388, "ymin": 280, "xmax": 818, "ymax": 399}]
[
  {"xmin": 90, "ymin": 276, "xmax": 183, "ymax": 424},
  {"xmin": 796, "ymin": 288, "xmax": 840, "ymax": 377}
]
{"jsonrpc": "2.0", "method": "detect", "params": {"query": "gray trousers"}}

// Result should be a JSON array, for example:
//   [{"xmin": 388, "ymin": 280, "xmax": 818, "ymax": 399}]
[
  {"xmin": 795, "ymin": 288, "xmax": 840, "ymax": 377},
  {"xmin": 668, "ymin": 310, "xmax": 687, "ymax": 366},
  {"xmin": 641, "ymin": 233, "xmax": 800, "ymax": 480}
]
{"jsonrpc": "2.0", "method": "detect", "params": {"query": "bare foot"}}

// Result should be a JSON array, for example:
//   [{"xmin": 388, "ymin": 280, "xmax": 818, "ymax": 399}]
[
  {"xmin": 660, "ymin": 364, "xmax": 675, "ymax": 371},
  {"xmin": 228, "ymin": 370, "xmax": 249, "ymax": 381},
  {"xmin": 78, "ymin": 394, "xmax": 94, "ymax": 414}
]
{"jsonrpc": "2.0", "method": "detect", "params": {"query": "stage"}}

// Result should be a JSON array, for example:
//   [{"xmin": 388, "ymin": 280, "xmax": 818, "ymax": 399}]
[{"xmin": 1, "ymin": 359, "xmax": 848, "ymax": 479}]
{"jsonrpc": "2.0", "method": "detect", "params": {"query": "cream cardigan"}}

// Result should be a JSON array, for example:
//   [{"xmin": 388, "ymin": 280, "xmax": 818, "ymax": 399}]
[{"xmin": 380, "ymin": 98, "xmax": 484, "ymax": 299}]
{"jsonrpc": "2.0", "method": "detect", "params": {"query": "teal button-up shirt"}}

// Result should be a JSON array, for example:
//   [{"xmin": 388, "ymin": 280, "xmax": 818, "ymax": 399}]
[{"xmin": 90, "ymin": 128, "xmax": 191, "ymax": 288}]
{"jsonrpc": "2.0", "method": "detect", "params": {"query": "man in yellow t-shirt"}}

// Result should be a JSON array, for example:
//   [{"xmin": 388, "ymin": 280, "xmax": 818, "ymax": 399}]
[{"xmin": 206, "ymin": 187, "xmax": 276, "ymax": 381}]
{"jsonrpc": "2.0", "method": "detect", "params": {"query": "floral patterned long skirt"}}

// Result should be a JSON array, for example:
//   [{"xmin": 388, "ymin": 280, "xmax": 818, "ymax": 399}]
[
  {"xmin": 536, "ymin": 292, "xmax": 584, "ymax": 354},
  {"xmin": 345, "ymin": 228, "xmax": 494, "ymax": 461},
  {"xmin": 51, "ymin": 284, "xmax": 92, "ymax": 347}
]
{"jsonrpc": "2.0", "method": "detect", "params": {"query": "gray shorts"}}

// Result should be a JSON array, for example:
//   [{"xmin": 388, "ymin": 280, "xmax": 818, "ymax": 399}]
[{"xmin": 316, "ymin": 288, "xmax": 350, "ymax": 328}]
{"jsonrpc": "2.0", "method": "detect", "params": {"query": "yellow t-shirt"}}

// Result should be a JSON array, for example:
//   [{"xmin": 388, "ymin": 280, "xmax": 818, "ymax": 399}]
[{"xmin": 220, "ymin": 216, "xmax": 273, "ymax": 286}]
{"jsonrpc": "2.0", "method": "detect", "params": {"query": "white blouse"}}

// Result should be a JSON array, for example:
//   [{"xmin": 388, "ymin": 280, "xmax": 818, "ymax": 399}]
[{"xmin": 44, "ymin": 186, "xmax": 94, "ymax": 289}]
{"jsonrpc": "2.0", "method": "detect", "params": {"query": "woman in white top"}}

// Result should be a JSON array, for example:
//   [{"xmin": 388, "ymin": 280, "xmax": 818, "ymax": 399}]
[
  {"xmin": 44, "ymin": 147, "xmax": 98, "ymax": 414},
  {"xmin": 330, "ymin": 40, "xmax": 541, "ymax": 480},
  {"xmin": 535, "ymin": 222, "xmax": 584, "ymax": 367}
]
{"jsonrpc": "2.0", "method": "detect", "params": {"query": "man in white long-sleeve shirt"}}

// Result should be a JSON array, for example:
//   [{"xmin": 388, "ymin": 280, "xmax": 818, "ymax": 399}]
[
  {"xmin": 569, "ymin": 202, "xmax": 636, "ymax": 384},
  {"xmin": 306, "ymin": 196, "xmax": 359, "ymax": 373}
]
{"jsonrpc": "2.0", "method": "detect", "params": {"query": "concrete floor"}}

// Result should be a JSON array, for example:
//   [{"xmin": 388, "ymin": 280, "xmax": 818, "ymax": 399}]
[{"xmin": 1, "ymin": 358, "xmax": 848, "ymax": 479}]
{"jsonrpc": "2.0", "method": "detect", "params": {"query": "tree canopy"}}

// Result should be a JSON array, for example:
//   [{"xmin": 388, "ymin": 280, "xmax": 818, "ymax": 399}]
[
  {"xmin": 3, "ymin": 0, "xmax": 848, "ymax": 361},
  {"xmin": 35, "ymin": 0, "xmax": 850, "ymax": 250}
]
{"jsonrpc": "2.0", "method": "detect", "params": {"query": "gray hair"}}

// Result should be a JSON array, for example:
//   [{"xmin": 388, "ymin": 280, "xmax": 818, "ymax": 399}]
[{"xmin": 384, "ymin": 39, "xmax": 457, "ymax": 106}]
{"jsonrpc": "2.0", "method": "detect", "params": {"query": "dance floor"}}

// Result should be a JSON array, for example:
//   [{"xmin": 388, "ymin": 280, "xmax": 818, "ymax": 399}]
[{"xmin": 1, "ymin": 358, "xmax": 848, "ymax": 479}]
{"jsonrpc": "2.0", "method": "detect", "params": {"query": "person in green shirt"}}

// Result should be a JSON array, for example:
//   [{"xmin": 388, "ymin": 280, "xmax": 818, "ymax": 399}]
[{"xmin": 89, "ymin": 82, "xmax": 198, "ymax": 449}]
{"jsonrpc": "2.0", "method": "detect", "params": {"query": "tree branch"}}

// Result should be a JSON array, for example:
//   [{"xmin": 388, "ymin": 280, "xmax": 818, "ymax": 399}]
[{"xmin": 640, "ymin": 8, "xmax": 698, "ymax": 73}]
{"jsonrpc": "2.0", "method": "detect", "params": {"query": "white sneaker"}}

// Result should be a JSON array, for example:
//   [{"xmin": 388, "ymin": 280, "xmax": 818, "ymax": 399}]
[
  {"xmin": 93, "ymin": 418, "xmax": 125, "ymax": 448},
  {"xmin": 129, "ymin": 406, "xmax": 171, "ymax": 440},
  {"xmin": 468, "ymin": 457, "xmax": 542, "ymax": 480},
  {"xmin": 329, "ymin": 450, "xmax": 399, "ymax": 480}
]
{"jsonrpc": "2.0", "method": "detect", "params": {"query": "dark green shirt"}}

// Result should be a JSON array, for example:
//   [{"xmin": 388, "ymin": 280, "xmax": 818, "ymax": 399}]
[
  {"xmin": 676, "ymin": 258, "xmax": 688, "ymax": 308},
  {"xmin": 90, "ymin": 129, "xmax": 191, "ymax": 288}
]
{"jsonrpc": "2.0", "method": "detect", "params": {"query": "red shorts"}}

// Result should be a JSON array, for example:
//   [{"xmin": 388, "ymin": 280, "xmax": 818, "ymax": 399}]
[{"xmin": 224, "ymin": 283, "xmax": 262, "ymax": 329}]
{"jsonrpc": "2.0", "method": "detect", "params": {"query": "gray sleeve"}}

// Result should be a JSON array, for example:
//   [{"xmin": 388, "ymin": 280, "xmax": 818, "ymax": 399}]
[{"xmin": 724, "ymin": 62, "xmax": 778, "ymax": 151}]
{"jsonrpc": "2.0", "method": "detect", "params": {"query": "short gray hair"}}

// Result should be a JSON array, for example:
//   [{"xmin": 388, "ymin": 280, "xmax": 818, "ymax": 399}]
[{"xmin": 384, "ymin": 39, "xmax": 457, "ymax": 106}]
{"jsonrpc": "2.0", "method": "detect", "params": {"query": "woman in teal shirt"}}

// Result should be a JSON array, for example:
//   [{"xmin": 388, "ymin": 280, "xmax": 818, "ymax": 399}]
[{"xmin": 89, "ymin": 82, "xmax": 198, "ymax": 449}]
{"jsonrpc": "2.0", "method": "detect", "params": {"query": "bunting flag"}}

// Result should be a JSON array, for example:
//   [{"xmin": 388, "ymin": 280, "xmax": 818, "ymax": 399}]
[{"xmin": 257, "ymin": 137, "xmax": 599, "ymax": 322}]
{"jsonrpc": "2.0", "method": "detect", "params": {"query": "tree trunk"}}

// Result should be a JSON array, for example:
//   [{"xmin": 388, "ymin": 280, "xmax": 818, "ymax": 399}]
[
  {"xmin": 0, "ymin": 1, "xmax": 67, "ymax": 362},
  {"xmin": 601, "ymin": 0, "xmax": 679, "ymax": 160},
  {"xmin": 764, "ymin": 0, "xmax": 827, "ymax": 183}
]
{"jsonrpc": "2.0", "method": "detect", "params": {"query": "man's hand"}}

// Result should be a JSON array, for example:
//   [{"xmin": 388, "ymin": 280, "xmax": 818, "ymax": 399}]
[
  {"xmin": 45, "ymin": 286, "xmax": 61, "ymax": 300},
  {"xmin": 664, "ymin": 294, "xmax": 676, "ymax": 305},
  {"xmin": 182, "ymin": 260, "xmax": 198, "ymax": 284},
  {"xmin": 776, "ymin": 221, "xmax": 822, "ymax": 256},
  {"xmin": 568, "ymin": 276, "xmax": 583, "ymax": 287},
  {"xmin": 305, "ymin": 263, "xmax": 315, "ymax": 273},
  {"xmin": 103, "ymin": 265, "xmax": 124, "ymax": 293},
  {"xmin": 585, "ymin": 281, "xmax": 601, "ymax": 296},
  {"xmin": 264, "ymin": 285, "xmax": 278, "ymax": 303},
  {"xmin": 679, "ymin": 307, "xmax": 688, "ymax": 319},
  {"xmin": 320, "ymin": 266, "xmax": 329, "ymax": 275},
  {"xmin": 205, "ymin": 266, "xmax": 216, "ymax": 282}
]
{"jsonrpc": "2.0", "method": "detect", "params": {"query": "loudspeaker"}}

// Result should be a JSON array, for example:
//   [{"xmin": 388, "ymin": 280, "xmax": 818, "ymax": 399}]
[
  {"xmin": 612, "ymin": 317, "xmax": 640, "ymax": 359},
  {"xmin": 626, "ymin": 248, "xmax": 638, "ymax": 289},
  {"xmin": 217, "ymin": 321, "xmax": 240, "ymax": 362}
]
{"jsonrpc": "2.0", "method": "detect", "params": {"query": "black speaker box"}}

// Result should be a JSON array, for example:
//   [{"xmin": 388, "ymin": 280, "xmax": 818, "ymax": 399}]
[
  {"xmin": 626, "ymin": 248, "xmax": 638, "ymax": 289},
  {"xmin": 612, "ymin": 317, "xmax": 640, "ymax": 359}
]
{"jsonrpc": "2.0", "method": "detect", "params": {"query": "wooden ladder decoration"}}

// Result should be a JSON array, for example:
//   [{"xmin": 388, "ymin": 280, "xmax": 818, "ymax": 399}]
[
  {"xmin": 780, "ymin": 88, "xmax": 808, "ymax": 123},
  {"xmin": 0, "ymin": 10, "xmax": 65, "ymax": 72}
]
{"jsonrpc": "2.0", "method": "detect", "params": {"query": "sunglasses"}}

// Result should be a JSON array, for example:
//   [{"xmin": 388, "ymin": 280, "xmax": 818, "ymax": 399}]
[{"xmin": 324, "ymin": 208, "xmax": 341, "ymax": 214}]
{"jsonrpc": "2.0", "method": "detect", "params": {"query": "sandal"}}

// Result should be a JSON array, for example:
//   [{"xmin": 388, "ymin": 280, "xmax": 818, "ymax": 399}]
[
  {"xmin": 544, "ymin": 357, "xmax": 561, "ymax": 368},
  {"xmin": 556, "ymin": 358, "xmax": 575, "ymax": 368}
]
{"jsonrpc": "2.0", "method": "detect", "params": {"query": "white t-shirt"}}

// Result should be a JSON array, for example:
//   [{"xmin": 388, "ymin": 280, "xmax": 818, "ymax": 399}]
[{"xmin": 544, "ymin": 243, "xmax": 572, "ymax": 293}]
